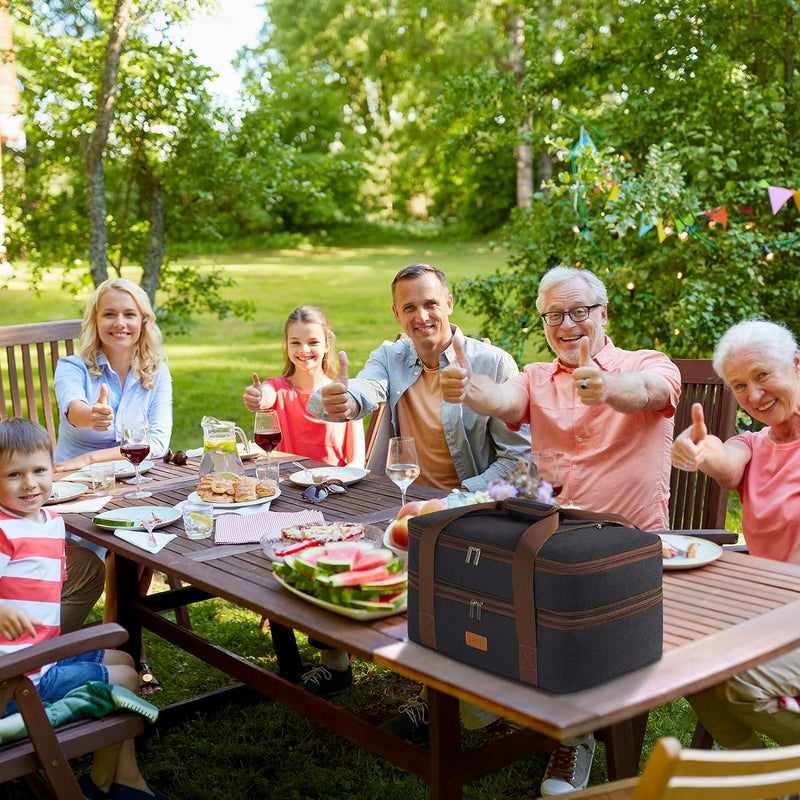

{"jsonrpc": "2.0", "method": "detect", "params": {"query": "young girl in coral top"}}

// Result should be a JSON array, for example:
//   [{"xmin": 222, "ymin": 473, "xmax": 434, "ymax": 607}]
[
  {"xmin": 243, "ymin": 306, "xmax": 364, "ymax": 468},
  {"xmin": 242, "ymin": 306, "xmax": 364, "ymax": 697}
]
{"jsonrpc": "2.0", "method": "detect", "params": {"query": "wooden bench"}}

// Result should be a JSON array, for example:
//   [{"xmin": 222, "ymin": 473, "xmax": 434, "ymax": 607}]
[
  {"xmin": 0, "ymin": 623, "xmax": 145, "ymax": 800},
  {"xmin": 0, "ymin": 319, "xmax": 83, "ymax": 446}
]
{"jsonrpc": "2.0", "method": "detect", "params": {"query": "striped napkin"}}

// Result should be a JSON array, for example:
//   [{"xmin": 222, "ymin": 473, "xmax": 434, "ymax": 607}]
[{"xmin": 214, "ymin": 509, "xmax": 325, "ymax": 545}]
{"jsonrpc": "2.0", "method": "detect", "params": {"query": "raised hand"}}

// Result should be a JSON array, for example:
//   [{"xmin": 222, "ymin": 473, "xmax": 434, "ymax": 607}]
[
  {"xmin": 440, "ymin": 337, "xmax": 472, "ymax": 404},
  {"xmin": 89, "ymin": 383, "xmax": 114, "ymax": 431},
  {"xmin": 321, "ymin": 351, "xmax": 354, "ymax": 420},
  {"xmin": 243, "ymin": 372, "xmax": 263, "ymax": 412},
  {"xmin": 573, "ymin": 338, "xmax": 605, "ymax": 405},
  {"xmin": 671, "ymin": 403, "xmax": 708, "ymax": 471}
]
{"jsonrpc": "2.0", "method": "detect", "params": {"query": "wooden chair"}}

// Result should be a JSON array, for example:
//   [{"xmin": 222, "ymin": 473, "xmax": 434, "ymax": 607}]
[
  {"xmin": 669, "ymin": 359, "xmax": 738, "ymax": 530},
  {"xmin": 0, "ymin": 319, "xmax": 191, "ymax": 630},
  {"xmin": 565, "ymin": 735, "xmax": 800, "ymax": 799},
  {"xmin": 0, "ymin": 623, "xmax": 145, "ymax": 800},
  {"xmin": 364, "ymin": 401, "xmax": 390, "ymax": 472},
  {"xmin": 0, "ymin": 319, "xmax": 82, "ymax": 446}
]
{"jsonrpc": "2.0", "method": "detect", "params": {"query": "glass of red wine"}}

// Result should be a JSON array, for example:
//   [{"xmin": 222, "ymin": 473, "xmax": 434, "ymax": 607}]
[
  {"xmin": 254, "ymin": 411, "xmax": 282, "ymax": 467},
  {"xmin": 534, "ymin": 451, "xmax": 563, "ymax": 501},
  {"xmin": 121, "ymin": 412, "xmax": 152, "ymax": 499}
]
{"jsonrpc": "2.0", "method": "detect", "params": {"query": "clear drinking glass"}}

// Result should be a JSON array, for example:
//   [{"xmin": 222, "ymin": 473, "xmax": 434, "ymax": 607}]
[
  {"xmin": 254, "ymin": 411, "xmax": 282, "ymax": 465},
  {"xmin": 120, "ymin": 410, "xmax": 152, "ymax": 499},
  {"xmin": 385, "ymin": 436, "xmax": 420, "ymax": 507}
]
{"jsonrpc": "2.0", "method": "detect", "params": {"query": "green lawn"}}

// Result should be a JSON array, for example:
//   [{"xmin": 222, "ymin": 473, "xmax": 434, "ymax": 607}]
[{"xmin": 1, "ymin": 240, "xmax": 715, "ymax": 799}]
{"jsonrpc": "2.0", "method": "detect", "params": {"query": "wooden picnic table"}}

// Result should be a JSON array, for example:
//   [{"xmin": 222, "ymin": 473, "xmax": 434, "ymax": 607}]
[{"xmin": 57, "ymin": 455, "xmax": 800, "ymax": 799}]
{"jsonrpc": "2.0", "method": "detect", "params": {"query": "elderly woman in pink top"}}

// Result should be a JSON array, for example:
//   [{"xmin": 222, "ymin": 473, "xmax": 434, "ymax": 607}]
[{"xmin": 672, "ymin": 318, "xmax": 800, "ymax": 748}]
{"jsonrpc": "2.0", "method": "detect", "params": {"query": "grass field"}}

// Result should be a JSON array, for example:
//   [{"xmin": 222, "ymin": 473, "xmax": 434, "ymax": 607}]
[{"xmin": 1, "ymin": 240, "xmax": 711, "ymax": 799}]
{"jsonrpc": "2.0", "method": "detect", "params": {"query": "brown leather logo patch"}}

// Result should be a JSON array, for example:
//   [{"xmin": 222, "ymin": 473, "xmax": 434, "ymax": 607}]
[{"xmin": 465, "ymin": 631, "xmax": 488, "ymax": 651}]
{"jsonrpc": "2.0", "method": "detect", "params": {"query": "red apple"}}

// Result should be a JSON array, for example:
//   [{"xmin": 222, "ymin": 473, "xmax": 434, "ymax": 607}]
[
  {"xmin": 418, "ymin": 498, "xmax": 449, "ymax": 515},
  {"xmin": 389, "ymin": 516, "xmax": 411, "ymax": 549},
  {"xmin": 398, "ymin": 499, "xmax": 426, "ymax": 519}
]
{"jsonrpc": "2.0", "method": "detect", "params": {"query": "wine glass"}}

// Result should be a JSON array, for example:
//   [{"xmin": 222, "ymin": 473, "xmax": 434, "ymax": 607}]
[
  {"xmin": 120, "ymin": 411, "xmax": 152, "ymax": 499},
  {"xmin": 385, "ymin": 436, "xmax": 420, "ymax": 508},
  {"xmin": 533, "ymin": 450, "xmax": 563, "ymax": 500},
  {"xmin": 254, "ymin": 411, "xmax": 282, "ymax": 466},
  {"xmin": 141, "ymin": 513, "xmax": 159, "ymax": 549}
]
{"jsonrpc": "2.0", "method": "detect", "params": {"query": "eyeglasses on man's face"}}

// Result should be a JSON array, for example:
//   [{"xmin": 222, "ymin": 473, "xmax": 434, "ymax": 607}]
[
  {"xmin": 540, "ymin": 304, "xmax": 602, "ymax": 327},
  {"xmin": 301, "ymin": 479, "xmax": 348, "ymax": 503}
]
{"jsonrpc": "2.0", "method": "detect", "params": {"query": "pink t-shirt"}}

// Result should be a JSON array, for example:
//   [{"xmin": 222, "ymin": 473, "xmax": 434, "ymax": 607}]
[
  {"xmin": 731, "ymin": 429, "xmax": 800, "ymax": 562},
  {"xmin": 509, "ymin": 338, "xmax": 680, "ymax": 530},
  {"xmin": 266, "ymin": 377, "xmax": 364, "ymax": 467}
]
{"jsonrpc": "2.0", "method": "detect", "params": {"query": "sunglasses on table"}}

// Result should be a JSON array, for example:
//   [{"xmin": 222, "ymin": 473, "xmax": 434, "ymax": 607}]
[{"xmin": 301, "ymin": 478, "xmax": 348, "ymax": 503}]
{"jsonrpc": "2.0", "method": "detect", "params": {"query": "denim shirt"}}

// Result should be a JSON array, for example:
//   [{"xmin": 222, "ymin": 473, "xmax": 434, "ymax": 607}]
[
  {"xmin": 307, "ymin": 327, "xmax": 530, "ymax": 491},
  {"xmin": 53, "ymin": 354, "xmax": 173, "ymax": 462}
]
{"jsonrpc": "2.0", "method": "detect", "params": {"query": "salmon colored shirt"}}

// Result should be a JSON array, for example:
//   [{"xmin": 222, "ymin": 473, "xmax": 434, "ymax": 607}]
[
  {"xmin": 396, "ymin": 369, "xmax": 460, "ymax": 490},
  {"xmin": 508, "ymin": 338, "xmax": 680, "ymax": 530},
  {"xmin": 265, "ymin": 377, "xmax": 364, "ymax": 467},
  {"xmin": 732, "ymin": 430, "xmax": 800, "ymax": 562}
]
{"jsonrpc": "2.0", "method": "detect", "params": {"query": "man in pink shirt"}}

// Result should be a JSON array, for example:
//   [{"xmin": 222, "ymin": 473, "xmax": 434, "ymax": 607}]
[{"xmin": 441, "ymin": 264, "xmax": 681, "ymax": 795}]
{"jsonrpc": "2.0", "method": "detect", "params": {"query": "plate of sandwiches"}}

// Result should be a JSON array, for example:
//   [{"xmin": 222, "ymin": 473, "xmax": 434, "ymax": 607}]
[{"xmin": 190, "ymin": 472, "xmax": 280, "ymax": 507}]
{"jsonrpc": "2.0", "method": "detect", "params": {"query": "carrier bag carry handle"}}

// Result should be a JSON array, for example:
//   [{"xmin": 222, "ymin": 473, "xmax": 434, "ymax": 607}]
[{"xmin": 417, "ymin": 499, "xmax": 559, "ymax": 649}]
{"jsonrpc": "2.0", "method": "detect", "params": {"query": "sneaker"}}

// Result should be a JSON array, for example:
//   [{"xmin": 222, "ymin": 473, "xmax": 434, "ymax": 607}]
[
  {"xmin": 380, "ymin": 698, "xmax": 430, "ymax": 746},
  {"xmin": 540, "ymin": 733, "xmax": 596, "ymax": 795},
  {"xmin": 298, "ymin": 664, "xmax": 353, "ymax": 696}
]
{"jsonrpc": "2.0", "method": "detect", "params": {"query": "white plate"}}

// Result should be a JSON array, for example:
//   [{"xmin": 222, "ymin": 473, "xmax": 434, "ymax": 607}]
[
  {"xmin": 273, "ymin": 572, "xmax": 407, "ymax": 621},
  {"xmin": 74, "ymin": 460, "xmax": 154, "ymax": 480},
  {"xmin": 288, "ymin": 466, "xmax": 369, "ymax": 487},
  {"xmin": 263, "ymin": 524, "xmax": 384, "ymax": 563},
  {"xmin": 46, "ymin": 482, "xmax": 90, "ymax": 505},
  {"xmin": 238, "ymin": 442, "xmax": 266, "ymax": 460},
  {"xmin": 659, "ymin": 533, "xmax": 723, "ymax": 570},
  {"xmin": 93, "ymin": 505, "xmax": 181, "ymax": 531},
  {"xmin": 186, "ymin": 488, "xmax": 280, "ymax": 509}
]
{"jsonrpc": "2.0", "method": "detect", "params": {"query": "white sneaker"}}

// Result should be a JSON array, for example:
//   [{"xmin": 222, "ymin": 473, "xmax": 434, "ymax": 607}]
[{"xmin": 540, "ymin": 733, "xmax": 596, "ymax": 795}]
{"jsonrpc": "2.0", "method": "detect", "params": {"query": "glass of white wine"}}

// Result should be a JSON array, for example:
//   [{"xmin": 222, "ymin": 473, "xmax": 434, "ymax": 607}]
[{"xmin": 385, "ymin": 436, "xmax": 421, "ymax": 507}]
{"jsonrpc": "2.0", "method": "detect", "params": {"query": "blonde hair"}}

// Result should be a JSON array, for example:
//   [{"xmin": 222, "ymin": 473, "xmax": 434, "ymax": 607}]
[
  {"xmin": 282, "ymin": 306, "xmax": 336, "ymax": 380},
  {"xmin": 79, "ymin": 278, "xmax": 166, "ymax": 390}
]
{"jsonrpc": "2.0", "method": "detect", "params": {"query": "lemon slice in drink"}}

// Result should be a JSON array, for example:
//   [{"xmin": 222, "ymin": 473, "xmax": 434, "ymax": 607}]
[
  {"xmin": 216, "ymin": 471, "xmax": 239, "ymax": 480},
  {"xmin": 188, "ymin": 513, "xmax": 213, "ymax": 535}
]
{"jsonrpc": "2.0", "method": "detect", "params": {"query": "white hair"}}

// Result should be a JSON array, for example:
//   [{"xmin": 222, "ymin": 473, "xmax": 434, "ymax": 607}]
[
  {"xmin": 535, "ymin": 266, "xmax": 609, "ymax": 313},
  {"xmin": 712, "ymin": 320, "xmax": 798, "ymax": 379}
]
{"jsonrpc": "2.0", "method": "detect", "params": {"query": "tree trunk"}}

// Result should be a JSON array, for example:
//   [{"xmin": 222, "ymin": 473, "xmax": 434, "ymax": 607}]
[
  {"xmin": 84, "ymin": 0, "xmax": 133, "ymax": 287},
  {"xmin": 141, "ymin": 179, "xmax": 165, "ymax": 306},
  {"xmin": 508, "ymin": 7, "xmax": 533, "ymax": 208}
]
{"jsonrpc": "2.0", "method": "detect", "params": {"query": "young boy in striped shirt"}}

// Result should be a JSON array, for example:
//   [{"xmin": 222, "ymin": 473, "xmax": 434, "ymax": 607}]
[{"xmin": 0, "ymin": 418, "xmax": 166, "ymax": 800}]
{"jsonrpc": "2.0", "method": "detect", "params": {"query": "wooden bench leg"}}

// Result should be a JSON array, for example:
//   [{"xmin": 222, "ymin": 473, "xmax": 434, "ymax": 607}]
[
  {"xmin": 600, "ymin": 712, "xmax": 648, "ymax": 780},
  {"xmin": 165, "ymin": 574, "xmax": 192, "ymax": 629}
]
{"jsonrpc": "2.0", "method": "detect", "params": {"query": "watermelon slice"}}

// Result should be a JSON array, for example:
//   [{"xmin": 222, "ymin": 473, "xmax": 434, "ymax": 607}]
[{"xmin": 317, "ymin": 565, "xmax": 392, "ymax": 588}]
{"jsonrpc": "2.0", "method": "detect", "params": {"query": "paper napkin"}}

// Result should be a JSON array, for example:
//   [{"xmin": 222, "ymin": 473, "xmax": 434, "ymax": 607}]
[
  {"xmin": 214, "ymin": 509, "xmax": 325, "ymax": 545},
  {"xmin": 113, "ymin": 529, "xmax": 176, "ymax": 554},
  {"xmin": 51, "ymin": 495, "xmax": 112, "ymax": 514}
]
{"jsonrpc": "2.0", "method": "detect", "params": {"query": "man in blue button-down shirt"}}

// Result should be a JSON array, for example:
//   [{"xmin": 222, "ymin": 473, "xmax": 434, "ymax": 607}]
[{"xmin": 307, "ymin": 263, "xmax": 530, "ymax": 492}]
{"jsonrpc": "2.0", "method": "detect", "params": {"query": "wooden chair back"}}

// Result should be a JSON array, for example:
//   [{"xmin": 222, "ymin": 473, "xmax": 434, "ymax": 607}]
[
  {"xmin": 568, "ymin": 736, "xmax": 800, "ymax": 799},
  {"xmin": 0, "ymin": 319, "xmax": 83, "ymax": 447},
  {"xmin": 0, "ymin": 624, "xmax": 145, "ymax": 799},
  {"xmin": 365, "ymin": 401, "xmax": 390, "ymax": 473},
  {"xmin": 669, "ymin": 359, "xmax": 737, "ymax": 530}
]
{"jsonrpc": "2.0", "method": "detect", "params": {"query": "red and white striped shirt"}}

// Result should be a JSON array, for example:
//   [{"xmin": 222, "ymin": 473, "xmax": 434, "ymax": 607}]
[{"xmin": 0, "ymin": 506, "xmax": 66, "ymax": 684}]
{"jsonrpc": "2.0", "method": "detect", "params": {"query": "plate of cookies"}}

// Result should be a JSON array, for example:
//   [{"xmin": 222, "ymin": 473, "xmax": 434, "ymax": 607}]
[{"xmin": 191, "ymin": 472, "xmax": 281, "ymax": 507}]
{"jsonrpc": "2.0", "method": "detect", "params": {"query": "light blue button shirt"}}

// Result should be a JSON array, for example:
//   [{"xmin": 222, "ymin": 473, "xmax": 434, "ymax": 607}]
[{"xmin": 307, "ymin": 326, "xmax": 530, "ymax": 491}]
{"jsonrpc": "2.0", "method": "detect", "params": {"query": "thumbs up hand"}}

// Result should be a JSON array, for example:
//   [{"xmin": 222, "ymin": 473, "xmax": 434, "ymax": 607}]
[
  {"xmin": 441, "ymin": 337, "xmax": 473, "ymax": 404},
  {"xmin": 89, "ymin": 383, "xmax": 114, "ymax": 431},
  {"xmin": 573, "ymin": 338, "xmax": 605, "ymax": 405},
  {"xmin": 671, "ymin": 403, "xmax": 708, "ymax": 471},
  {"xmin": 243, "ymin": 373, "xmax": 263, "ymax": 412},
  {"xmin": 321, "ymin": 351, "xmax": 356, "ymax": 420}
]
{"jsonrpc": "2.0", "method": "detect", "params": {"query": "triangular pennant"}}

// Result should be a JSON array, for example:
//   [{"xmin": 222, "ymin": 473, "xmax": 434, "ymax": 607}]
[
  {"xmin": 739, "ymin": 204, "xmax": 754, "ymax": 216},
  {"xmin": 674, "ymin": 214, "xmax": 693, "ymax": 233},
  {"xmin": 572, "ymin": 127, "xmax": 597, "ymax": 157},
  {"xmin": 638, "ymin": 214, "xmax": 655, "ymax": 238},
  {"xmin": 707, "ymin": 206, "xmax": 728, "ymax": 229},
  {"xmin": 768, "ymin": 186, "xmax": 794, "ymax": 215},
  {"xmin": 606, "ymin": 184, "xmax": 620, "ymax": 203},
  {"xmin": 656, "ymin": 218, "xmax": 667, "ymax": 243},
  {"xmin": 794, "ymin": 190, "xmax": 800, "ymax": 213}
]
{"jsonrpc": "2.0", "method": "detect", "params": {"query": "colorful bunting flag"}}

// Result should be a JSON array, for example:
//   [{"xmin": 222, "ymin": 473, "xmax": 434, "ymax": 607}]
[
  {"xmin": 656, "ymin": 218, "xmax": 667, "ymax": 243},
  {"xmin": 638, "ymin": 215, "xmax": 655, "ymax": 238},
  {"xmin": 705, "ymin": 206, "xmax": 728, "ymax": 229},
  {"xmin": 768, "ymin": 186, "xmax": 796, "ymax": 215},
  {"xmin": 571, "ymin": 127, "xmax": 597, "ymax": 158}
]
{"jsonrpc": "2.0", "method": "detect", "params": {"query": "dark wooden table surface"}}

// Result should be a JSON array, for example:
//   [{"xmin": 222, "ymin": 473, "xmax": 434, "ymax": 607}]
[{"xmin": 56, "ymin": 456, "xmax": 800, "ymax": 799}]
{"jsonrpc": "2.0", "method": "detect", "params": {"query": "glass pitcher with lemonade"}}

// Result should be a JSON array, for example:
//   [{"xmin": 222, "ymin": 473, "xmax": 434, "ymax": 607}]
[{"xmin": 199, "ymin": 416, "xmax": 248, "ymax": 477}]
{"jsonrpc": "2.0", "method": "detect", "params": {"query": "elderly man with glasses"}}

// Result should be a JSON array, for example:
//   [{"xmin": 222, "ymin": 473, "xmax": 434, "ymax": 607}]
[{"xmin": 441, "ymin": 264, "xmax": 680, "ymax": 796}]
